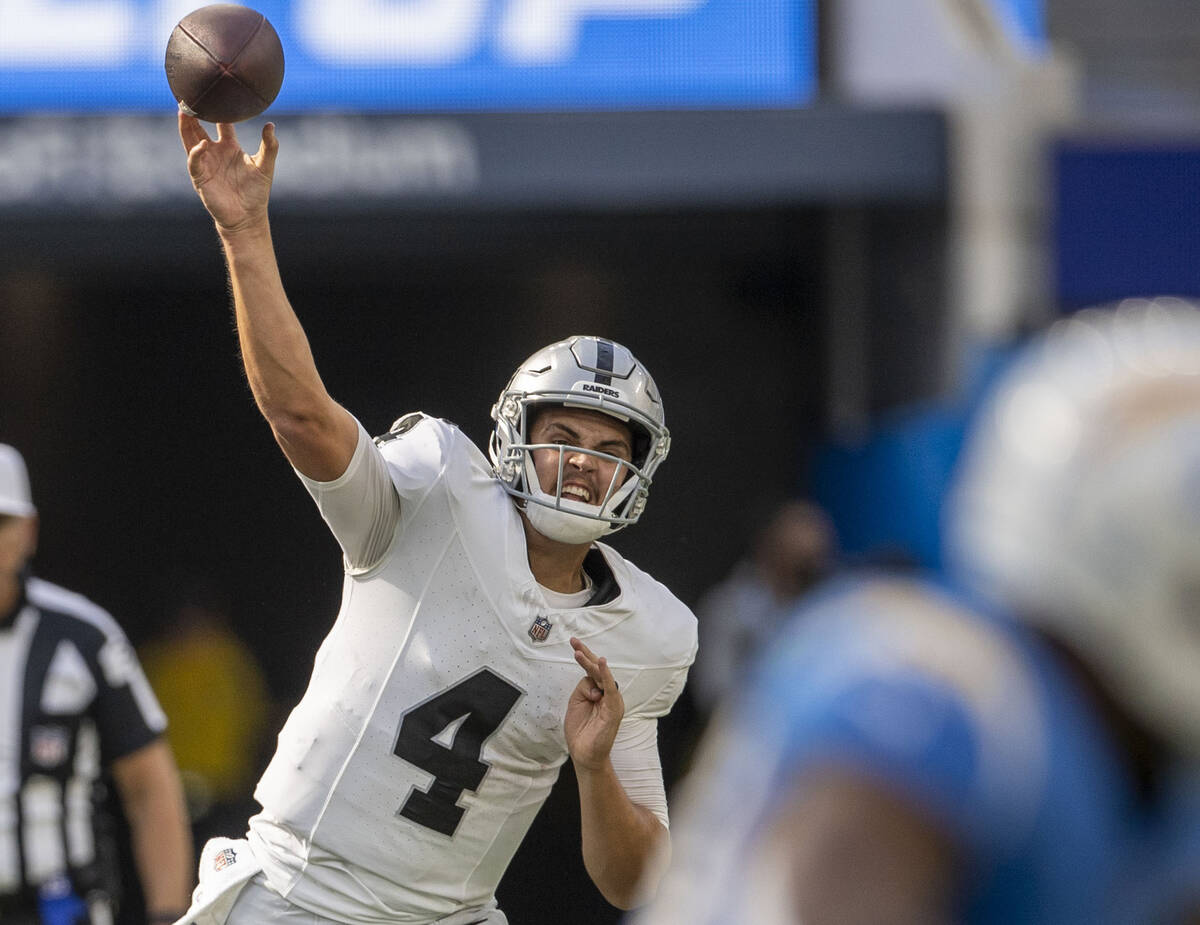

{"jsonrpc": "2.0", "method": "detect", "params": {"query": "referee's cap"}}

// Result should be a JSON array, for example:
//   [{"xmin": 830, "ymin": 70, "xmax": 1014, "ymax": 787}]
[{"xmin": 0, "ymin": 444, "xmax": 36, "ymax": 517}]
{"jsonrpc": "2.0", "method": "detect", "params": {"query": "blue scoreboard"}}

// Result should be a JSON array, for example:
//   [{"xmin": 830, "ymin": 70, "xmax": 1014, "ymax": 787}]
[{"xmin": 0, "ymin": 0, "xmax": 815, "ymax": 113}]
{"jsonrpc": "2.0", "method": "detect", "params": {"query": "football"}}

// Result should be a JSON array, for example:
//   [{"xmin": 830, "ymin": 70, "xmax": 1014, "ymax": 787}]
[{"xmin": 165, "ymin": 4, "xmax": 285, "ymax": 123}]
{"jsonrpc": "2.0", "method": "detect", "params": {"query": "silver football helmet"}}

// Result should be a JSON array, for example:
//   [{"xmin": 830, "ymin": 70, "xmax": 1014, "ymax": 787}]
[
  {"xmin": 489, "ymin": 336, "xmax": 670, "ymax": 544},
  {"xmin": 945, "ymin": 297, "xmax": 1200, "ymax": 755}
]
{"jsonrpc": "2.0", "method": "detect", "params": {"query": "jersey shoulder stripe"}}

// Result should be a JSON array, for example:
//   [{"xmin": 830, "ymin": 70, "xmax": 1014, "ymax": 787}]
[
  {"xmin": 25, "ymin": 576, "xmax": 125, "ymax": 644},
  {"xmin": 25, "ymin": 575, "xmax": 167, "ymax": 737}
]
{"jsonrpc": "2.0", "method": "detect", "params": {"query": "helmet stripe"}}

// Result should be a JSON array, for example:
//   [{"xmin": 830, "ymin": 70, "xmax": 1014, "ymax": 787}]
[{"xmin": 595, "ymin": 339, "xmax": 614, "ymax": 386}]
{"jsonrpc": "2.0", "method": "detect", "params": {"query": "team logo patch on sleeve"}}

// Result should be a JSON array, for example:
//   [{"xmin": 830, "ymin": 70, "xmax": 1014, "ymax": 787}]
[
  {"xmin": 212, "ymin": 847, "xmax": 238, "ymax": 871},
  {"xmin": 528, "ymin": 615, "xmax": 553, "ymax": 642}
]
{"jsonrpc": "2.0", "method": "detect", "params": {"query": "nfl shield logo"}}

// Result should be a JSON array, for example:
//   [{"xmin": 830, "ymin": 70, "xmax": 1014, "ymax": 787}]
[
  {"xmin": 30, "ymin": 725, "xmax": 69, "ymax": 768},
  {"xmin": 528, "ymin": 615, "xmax": 552, "ymax": 642},
  {"xmin": 213, "ymin": 848, "xmax": 237, "ymax": 871}
]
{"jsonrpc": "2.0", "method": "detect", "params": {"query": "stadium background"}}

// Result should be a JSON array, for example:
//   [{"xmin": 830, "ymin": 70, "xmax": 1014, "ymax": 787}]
[{"xmin": 1, "ymin": 0, "xmax": 1198, "ymax": 921}]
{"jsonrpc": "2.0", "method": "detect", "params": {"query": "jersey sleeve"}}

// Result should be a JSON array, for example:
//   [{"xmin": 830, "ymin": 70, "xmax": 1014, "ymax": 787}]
[
  {"xmin": 628, "ymin": 664, "xmax": 691, "ymax": 722},
  {"xmin": 607, "ymin": 664, "xmax": 690, "ymax": 828},
  {"xmin": 296, "ymin": 419, "xmax": 402, "ymax": 573},
  {"xmin": 91, "ymin": 620, "xmax": 168, "ymax": 764},
  {"xmin": 610, "ymin": 716, "xmax": 669, "ymax": 829}
]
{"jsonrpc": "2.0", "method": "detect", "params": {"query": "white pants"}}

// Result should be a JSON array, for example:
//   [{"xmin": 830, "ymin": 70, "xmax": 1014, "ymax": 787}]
[
  {"xmin": 178, "ymin": 838, "xmax": 507, "ymax": 925},
  {"xmin": 228, "ymin": 875, "xmax": 509, "ymax": 925}
]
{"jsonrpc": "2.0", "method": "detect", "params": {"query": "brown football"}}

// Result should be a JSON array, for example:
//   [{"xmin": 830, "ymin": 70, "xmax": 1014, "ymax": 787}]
[{"xmin": 165, "ymin": 4, "xmax": 284, "ymax": 123}]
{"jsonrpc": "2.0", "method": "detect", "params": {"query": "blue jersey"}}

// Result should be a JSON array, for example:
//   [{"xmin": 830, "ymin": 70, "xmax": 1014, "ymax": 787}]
[{"xmin": 635, "ymin": 573, "xmax": 1200, "ymax": 925}]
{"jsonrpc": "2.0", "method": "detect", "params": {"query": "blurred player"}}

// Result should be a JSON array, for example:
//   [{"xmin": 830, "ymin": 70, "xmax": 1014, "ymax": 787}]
[
  {"xmin": 690, "ymin": 499, "xmax": 836, "ymax": 716},
  {"xmin": 631, "ymin": 297, "xmax": 1200, "ymax": 924},
  {"xmin": 173, "ymin": 116, "xmax": 696, "ymax": 925},
  {"xmin": 0, "ymin": 444, "xmax": 194, "ymax": 925},
  {"xmin": 138, "ymin": 577, "xmax": 273, "ymax": 855}
]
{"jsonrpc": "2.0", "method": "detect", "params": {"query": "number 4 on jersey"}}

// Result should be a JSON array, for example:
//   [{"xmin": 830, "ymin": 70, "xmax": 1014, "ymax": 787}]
[{"xmin": 392, "ymin": 668, "xmax": 522, "ymax": 836}]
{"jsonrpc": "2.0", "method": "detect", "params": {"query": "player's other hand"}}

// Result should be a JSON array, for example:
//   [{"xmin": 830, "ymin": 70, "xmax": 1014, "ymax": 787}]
[
  {"xmin": 565, "ymin": 637, "xmax": 624, "ymax": 772},
  {"xmin": 178, "ymin": 112, "xmax": 278, "ymax": 235}
]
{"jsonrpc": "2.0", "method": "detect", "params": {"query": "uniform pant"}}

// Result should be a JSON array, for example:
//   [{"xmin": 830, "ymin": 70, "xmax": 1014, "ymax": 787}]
[{"xmin": 227, "ymin": 874, "xmax": 509, "ymax": 925}]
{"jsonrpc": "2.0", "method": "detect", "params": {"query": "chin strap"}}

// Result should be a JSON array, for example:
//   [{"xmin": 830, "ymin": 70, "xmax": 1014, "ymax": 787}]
[{"xmin": 525, "ymin": 498, "xmax": 612, "ymax": 544}]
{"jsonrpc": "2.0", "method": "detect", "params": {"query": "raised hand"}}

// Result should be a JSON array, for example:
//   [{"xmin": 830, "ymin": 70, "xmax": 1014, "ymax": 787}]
[
  {"xmin": 564, "ymin": 637, "xmax": 625, "ymax": 772},
  {"xmin": 178, "ymin": 111, "xmax": 278, "ymax": 234}
]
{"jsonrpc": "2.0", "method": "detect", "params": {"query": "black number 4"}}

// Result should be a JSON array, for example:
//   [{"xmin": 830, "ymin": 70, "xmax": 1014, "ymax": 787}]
[{"xmin": 392, "ymin": 668, "xmax": 522, "ymax": 836}]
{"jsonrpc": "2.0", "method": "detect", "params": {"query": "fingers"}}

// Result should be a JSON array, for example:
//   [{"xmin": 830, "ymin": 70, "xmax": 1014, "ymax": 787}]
[
  {"xmin": 255, "ymin": 122, "xmax": 280, "ymax": 175},
  {"xmin": 570, "ymin": 637, "xmax": 619, "ymax": 693},
  {"xmin": 573, "ymin": 675, "xmax": 603, "ymax": 703},
  {"xmin": 598, "ymin": 657, "xmax": 620, "ymax": 694},
  {"xmin": 215, "ymin": 121, "xmax": 239, "ymax": 145},
  {"xmin": 178, "ymin": 111, "xmax": 210, "ymax": 152},
  {"xmin": 571, "ymin": 637, "xmax": 599, "ymax": 678}
]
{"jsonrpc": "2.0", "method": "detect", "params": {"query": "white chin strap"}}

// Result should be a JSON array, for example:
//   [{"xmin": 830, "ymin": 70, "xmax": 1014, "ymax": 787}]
[{"xmin": 524, "ymin": 495, "xmax": 612, "ymax": 544}]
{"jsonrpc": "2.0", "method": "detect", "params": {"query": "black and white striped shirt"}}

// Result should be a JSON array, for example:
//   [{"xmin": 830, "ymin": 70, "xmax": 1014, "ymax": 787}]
[{"xmin": 0, "ymin": 575, "xmax": 166, "ymax": 913}]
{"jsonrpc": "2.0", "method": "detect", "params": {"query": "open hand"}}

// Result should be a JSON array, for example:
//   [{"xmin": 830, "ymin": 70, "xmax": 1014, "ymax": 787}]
[
  {"xmin": 564, "ymin": 637, "xmax": 625, "ymax": 771},
  {"xmin": 178, "ymin": 111, "xmax": 278, "ymax": 234}
]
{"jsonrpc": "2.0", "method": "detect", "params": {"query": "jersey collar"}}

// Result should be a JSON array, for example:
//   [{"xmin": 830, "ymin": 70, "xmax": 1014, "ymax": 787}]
[{"xmin": 582, "ymin": 548, "xmax": 619, "ymax": 606}]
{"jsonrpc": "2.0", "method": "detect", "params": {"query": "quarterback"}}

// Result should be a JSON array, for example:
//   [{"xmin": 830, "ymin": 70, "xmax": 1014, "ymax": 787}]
[{"xmin": 174, "ymin": 115, "xmax": 697, "ymax": 925}]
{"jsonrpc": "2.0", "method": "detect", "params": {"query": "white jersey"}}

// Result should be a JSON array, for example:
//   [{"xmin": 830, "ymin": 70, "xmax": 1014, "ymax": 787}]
[{"xmin": 248, "ymin": 414, "xmax": 697, "ymax": 924}]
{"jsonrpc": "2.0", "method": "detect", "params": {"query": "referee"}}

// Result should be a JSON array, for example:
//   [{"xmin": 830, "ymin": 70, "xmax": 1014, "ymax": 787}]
[{"xmin": 0, "ymin": 444, "xmax": 193, "ymax": 925}]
